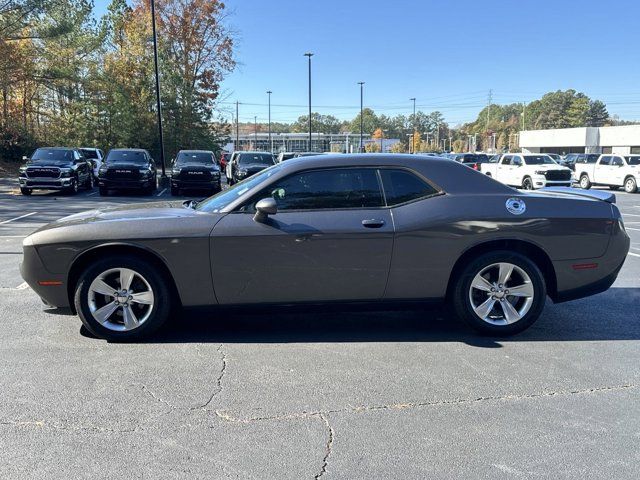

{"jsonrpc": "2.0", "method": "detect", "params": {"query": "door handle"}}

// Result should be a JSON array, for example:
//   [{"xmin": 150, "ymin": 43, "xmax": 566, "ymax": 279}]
[{"xmin": 362, "ymin": 219, "xmax": 385, "ymax": 228}]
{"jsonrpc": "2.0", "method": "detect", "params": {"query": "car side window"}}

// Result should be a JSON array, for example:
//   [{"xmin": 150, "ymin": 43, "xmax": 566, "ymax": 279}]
[
  {"xmin": 254, "ymin": 168, "xmax": 384, "ymax": 211},
  {"xmin": 611, "ymin": 156, "xmax": 623, "ymax": 166},
  {"xmin": 501, "ymin": 155, "xmax": 512, "ymax": 165},
  {"xmin": 379, "ymin": 169, "xmax": 438, "ymax": 206},
  {"xmin": 511, "ymin": 156, "xmax": 522, "ymax": 166},
  {"xmin": 599, "ymin": 156, "xmax": 611, "ymax": 166}
]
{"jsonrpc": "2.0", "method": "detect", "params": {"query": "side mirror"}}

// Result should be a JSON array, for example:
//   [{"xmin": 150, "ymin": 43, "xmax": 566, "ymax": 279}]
[
  {"xmin": 22, "ymin": 155, "xmax": 28, "ymax": 161},
  {"xmin": 254, "ymin": 197, "xmax": 277, "ymax": 223}
]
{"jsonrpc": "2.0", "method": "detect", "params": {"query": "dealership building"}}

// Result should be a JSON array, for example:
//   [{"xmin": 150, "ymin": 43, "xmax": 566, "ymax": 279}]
[{"xmin": 519, "ymin": 125, "xmax": 640, "ymax": 155}]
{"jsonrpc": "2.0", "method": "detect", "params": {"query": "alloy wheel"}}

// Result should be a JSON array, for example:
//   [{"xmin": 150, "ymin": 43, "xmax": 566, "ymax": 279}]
[
  {"xmin": 468, "ymin": 262, "xmax": 534, "ymax": 325},
  {"xmin": 87, "ymin": 267, "xmax": 154, "ymax": 331}
]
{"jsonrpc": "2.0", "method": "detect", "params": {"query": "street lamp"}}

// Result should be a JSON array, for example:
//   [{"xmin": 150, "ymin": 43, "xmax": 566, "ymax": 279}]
[
  {"xmin": 304, "ymin": 52, "xmax": 313, "ymax": 151},
  {"xmin": 254, "ymin": 115, "xmax": 257, "ymax": 147},
  {"xmin": 266, "ymin": 90, "xmax": 272, "ymax": 153},
  {"xmin": 358, "ymin": 81, "xmax": 365, "ymax": 152},
  {"xmin": 410, "ymin": 98, "xmax": 416, "ymax": 154},
  {"xmin": 150, "ymin": 0, "xmax": 165, "ymax": 177}
]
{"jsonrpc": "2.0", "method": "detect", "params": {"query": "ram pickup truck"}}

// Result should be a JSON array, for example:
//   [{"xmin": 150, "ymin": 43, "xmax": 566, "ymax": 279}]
[
  {"xmin": 480, "ymin": 153, "xmax": 573, "ymax": 190},
  {"xmin": 575, "ymin": 154, "xmax": 640, "ymax": 193}
]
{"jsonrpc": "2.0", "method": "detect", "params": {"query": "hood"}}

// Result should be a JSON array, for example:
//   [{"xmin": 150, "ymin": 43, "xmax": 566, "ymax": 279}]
[
  {"xmin": 240, "ymin": 163, "xmax": 270, "ymax": 171},
  {"xmin": 35, "ymin": 201, "xmax": 196, "ymax": 232},
  {"xmin": 175, "ymin": 163, "xmax": 219, "ymax": 170},
  {"xmin": 530, "ymin": 164, "xmax": 570, "ymax": 171},
  {"xmin": 104, "ymin": 163, "xmax": 145, "ymax": 170}
]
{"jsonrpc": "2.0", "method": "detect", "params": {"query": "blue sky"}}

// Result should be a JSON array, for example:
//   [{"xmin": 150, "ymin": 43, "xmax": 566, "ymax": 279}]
[{"xmin": 94, "ymin": 0, "xmax": 640, "ymax": 126}]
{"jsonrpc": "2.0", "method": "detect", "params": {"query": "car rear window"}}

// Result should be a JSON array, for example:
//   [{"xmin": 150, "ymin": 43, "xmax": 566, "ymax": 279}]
[
  {"xmin": 379, "ymin": 169, "xmax": 438, "ymax": 206},
  {"xmin": 625, "ymin": 156, "xmax": 640, "ymax": 165},
  {"xmin": 106, "ymin": 150, "xmax": 147, "ymax": 164}
]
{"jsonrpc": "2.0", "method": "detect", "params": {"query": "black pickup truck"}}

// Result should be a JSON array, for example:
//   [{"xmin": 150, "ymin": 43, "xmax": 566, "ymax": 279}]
[
  {"xmin": 18, "ymin": 147, "xmax": 94, "ymax": 195},
  {"xmin": 170, "ymin": 150, "xmax": 222, "ymax": 196},
  {"xmin": 98, "ymin": 149, "xmax": 158, "ymax": 196}
]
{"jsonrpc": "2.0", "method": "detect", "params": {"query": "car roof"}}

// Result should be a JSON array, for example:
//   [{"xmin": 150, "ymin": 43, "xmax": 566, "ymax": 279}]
[{"xmin": 178, "ymin": 149, "xmax": 214, "ymax": 154}]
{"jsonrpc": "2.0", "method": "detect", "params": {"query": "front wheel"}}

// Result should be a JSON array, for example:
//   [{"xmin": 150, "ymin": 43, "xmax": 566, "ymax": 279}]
[
  {"xmin": 20, "ymin": 187, "xmax": 32, "ymax": 195},
  {"xmin": 451, "ymin": 251, "xmax": 546, "ymax": 336},
  {"xmin": 624, "ymin": 176, "xmax": 638, "ymax": 193},
  {"xmin": 65, "ymin": 178, "xmax": 79, "ymax": 195},
  {"xmin": 522, "ymin": 177, "xmax": 534, "ymax": 190},
  {"xmin": 74, "ymin": 255, "xmax": 172, "ymax": 341},
  {"xmin": 579, "ymin": 174, "xmax": 591, "ymax": 189}
]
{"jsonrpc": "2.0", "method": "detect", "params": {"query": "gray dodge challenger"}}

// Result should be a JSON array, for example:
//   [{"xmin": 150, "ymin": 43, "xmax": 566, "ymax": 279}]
[{"xmin": 21, "ymin": 154, "xmax": 630, "ymax": 341}]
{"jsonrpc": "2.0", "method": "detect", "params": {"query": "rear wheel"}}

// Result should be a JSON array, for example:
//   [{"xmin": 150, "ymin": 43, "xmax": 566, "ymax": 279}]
[
  {"xmin": 522, "ymin": 177, "xmax": 534, "ymax": 190},
  {"xmin": 579, "ymin": 174, "xmax": 591, "ymax": 189},
  {"xmin": 451, "ymin": 251, "xmax": 546, "ymax": 336},
  {"xmin": 20, "ymin": 187, "xmax": 32, "ymax": 195},
  {"xmin": 624, "ymin": 176, "xmax": 637, "ymax": 193},
  {"xmin": 170, "ymin": 185, "xmax": 180, "ymax": 196},
  {"xmin": 74, "ymin": 255, "xmax": 172, "ymax": 341}
]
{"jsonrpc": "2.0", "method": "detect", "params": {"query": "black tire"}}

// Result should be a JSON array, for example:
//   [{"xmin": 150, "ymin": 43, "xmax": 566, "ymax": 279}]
[
  {"xmin": 65, "ymin": 178, "xmax": 79, "ymax": 195},
  {"xmin": 84, "ymin": 175, "xmax": 94, "ymax": 190},
  {"xmin": 522, "ymin": 177, "xmax": 534, "ymax": 190},
  {"xmin": 20, "ymin": 187, "xmax": 32, "ymax": 195},
  {"xmin": 579, "ymin": 174, "xmax": 591, "ymax": 190},
  {"xmin": 74, "ymin": 255, "xmax": 172, "ymax": 341},
  {"xmin": 451, "ymin": 251, "xmax": 547, "ymax": 336},
  {"xmin": 609, "ymin": 185, "xmax": 620, "ymax": 191},
  {"xmin": 170, "ymin": 185, "xmax": 180, "ymax": 196},
  {"xmin": 99, "ymin": 187, "xmax": 108, "ymax": 196},
  {"xmin": 624, "ymin": 176, "xmax": 637, "ymax": 194}
]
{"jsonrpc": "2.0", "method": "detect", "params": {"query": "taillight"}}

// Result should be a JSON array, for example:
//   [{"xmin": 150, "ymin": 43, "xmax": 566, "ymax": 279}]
[{"xmin": 473, "ymin": 164, "xmax": 478, "ymax": 170}]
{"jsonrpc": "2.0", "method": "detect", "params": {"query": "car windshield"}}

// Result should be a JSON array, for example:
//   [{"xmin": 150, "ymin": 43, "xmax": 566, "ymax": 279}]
[
  {"xmin": 196, "ymin": 163, "xmax": 282, "ymax": 212},
  {"xmin": 106, "ymin": 150, "xmax": 147, "ymax": 164},
  {"xmin": 29, "ymin": 148, "xmax": 74, "ymax": 165},
  {"xmin": 80, "ymin": 149, "xmax": 99, "ymax": 159},
  {"xmin": 175, "ymin": 152, "xmax": 213, "ymax": 165},
  {"xmin": 625, "ymin": 156, "xmax": 640, "ymax": 165},
  {"xmin": 238, "ymin": 153, "xmax": 275, "ymax": 166},
  {"xmin": 523, "ymin": 155, "xmax": 556, "ymax": 165}
]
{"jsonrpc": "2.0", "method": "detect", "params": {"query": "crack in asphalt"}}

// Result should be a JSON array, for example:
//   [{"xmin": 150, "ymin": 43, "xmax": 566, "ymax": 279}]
[
  {"xmin": 137, "ymin": 382, "xmax": 177, "ymax": 410},
  {"xmin": 196, "ymin": 343, "xmax": 227, "ymax": 410},
  {"xmin": 314, "ymin": 413, "xmax": 334, "ymax": 480},
  {"xmin": 213, "ymin": 383, "xmax": 637, "ymax": 424},
  {"xmin": 0, "ymin": 419, "xmax": 138, "ymax": 433}
]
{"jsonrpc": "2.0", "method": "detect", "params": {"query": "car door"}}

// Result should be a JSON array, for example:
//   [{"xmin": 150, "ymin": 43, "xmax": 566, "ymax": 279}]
[
  {"xmin": 509, "ymin": 155, "xmax": 524, "ymax": 185},
  {"xmin": 595, "ymin": 155, "xmax": 612, "ymax": 184},
  {"xmin": 497, "ymin": 155, "xmax": 512, "ymax": 183},
  {"xmin": 210, "ymin": 167, "xmax": 394, "ymax": 304},
  {"xmin": 609, "ymin": 156, "xmax": 625, "ymax": 185}
]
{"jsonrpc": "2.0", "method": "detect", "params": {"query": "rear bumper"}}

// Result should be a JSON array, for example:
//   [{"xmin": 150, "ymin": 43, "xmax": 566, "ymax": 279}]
[{"xmin": 20, "ymin": 245, "xmax": 70, "ymax": 308}]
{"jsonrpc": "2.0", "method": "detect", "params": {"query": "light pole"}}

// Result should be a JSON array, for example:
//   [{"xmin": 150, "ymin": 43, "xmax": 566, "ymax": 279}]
[
  {"xmin": 410, "ymin": 98, "xmax": 416, "ymax": 154},
  {"xmin": 254, "ymin": 115, "xmax": 257, "ymax": 147},
  {"xmin": 358, "ymin": 81, "xmax": 365, "ymax": 152},
  {"xmin": 266, "ymin": 90, "xmax": 272, "ymax": 153},
  {"xmin": 406, "ymin": 133, "xmax": 414, "ymax": 154},
  {"xmin": 235, "ymin": 101, "xmax": 239, "ymax": 152},
  {"xmin": 379, "ymin": 129, "xmax": 387, "ymax": 153},
  {"xmin": 150, "ymin": 0, "xmax": 165, "ymax": 177},
  {"xmin": 304, "ymin": 52, "xmax": 313, "ymax": 151}
]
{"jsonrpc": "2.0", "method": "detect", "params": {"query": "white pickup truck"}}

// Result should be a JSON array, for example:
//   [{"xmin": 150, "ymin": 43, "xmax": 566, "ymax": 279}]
[
  {"xmin": 480, "ymin": 153, "xmax": 573, "ymax": 190},
  {"xmin": 575, "ymin": 154, "xmax": 639, "ymax": 193}
]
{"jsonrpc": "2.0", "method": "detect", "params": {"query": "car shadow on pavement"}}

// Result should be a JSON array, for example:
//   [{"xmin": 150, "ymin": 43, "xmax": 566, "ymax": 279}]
[{"xmin": 92, "ymin": 287, "xmax": 640, "ymax": 347}]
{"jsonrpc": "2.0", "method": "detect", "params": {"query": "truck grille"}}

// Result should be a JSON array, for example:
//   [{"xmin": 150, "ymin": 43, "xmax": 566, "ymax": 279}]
[
  {"xmin": 106, "ymin": 168, "xmax": 140, "ymax": 180},
  {"xmin": 178, "ymin": 168, "xmax": 214, "ymax": 182},
  {"xmin": 545, "ymin": 170, "xmax": 572, "ymax": 181},
  {"xmin": 26, "ymin": 167, "xmax": 60, "ymax": 178}
]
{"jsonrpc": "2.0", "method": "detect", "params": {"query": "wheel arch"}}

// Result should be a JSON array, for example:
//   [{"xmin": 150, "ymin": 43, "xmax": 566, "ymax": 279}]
[
  {"xmin": 66, "ymin": 243, "xmax": 182, "ymax": 313},
  {"xmin": 446, "ymin": 239, "xmax": 558, "ymax": 302}
]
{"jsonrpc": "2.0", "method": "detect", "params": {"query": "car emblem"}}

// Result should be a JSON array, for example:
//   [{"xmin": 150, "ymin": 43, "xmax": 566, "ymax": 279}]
[
  {"xmin": 506, "ymin": 198, "xmax": 526, "ymax": 215},
  {"xmin": 188, "ymin": 171, "xmax": 203, "ymax": 174}
]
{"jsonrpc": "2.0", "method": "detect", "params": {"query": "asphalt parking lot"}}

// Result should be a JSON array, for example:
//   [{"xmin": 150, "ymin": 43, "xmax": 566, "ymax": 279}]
[{"xmin": 1, "ymin": 177, "xmax": 639, "ymax": 479}]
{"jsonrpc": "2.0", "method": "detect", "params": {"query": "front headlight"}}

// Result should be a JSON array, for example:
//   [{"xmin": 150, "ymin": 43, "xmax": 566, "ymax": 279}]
[
  {"xmin": 172, "ymin": 167, "xmax": 181, "ymax": 175},
  {"xmin": 139, "ymin": 168, "xmax": 152, "ymax": 176},
  {"xmin": 534, "ymin": 170, "xmax": 547, "ymax": 175},
  {"xmin": 60, "ymin": 169, "xmax": 72, "ymax": 178},
  {"xmin": 237, "ymin": 169, "xmax": 248, "ymax": 177}
]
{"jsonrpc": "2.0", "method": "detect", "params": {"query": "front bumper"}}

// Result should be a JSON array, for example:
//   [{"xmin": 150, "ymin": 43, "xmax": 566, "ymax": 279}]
[
  {"xmin": 531, "ymin": 175, "xmax": 572, "ymax": 189},
  {"xmin": 20, "ymin": 245, "xmax": 70, "ymax": 308},
  {"xmin": 171, "ymin": 178, "xmax": 221, "ymax": 190},
  {"xmin": 19, "ymin": 177, "xmax": 74, "ymax": 190},
  {"xmin": 98, "ymin": 178, "xmax": 153, "ymax": 189}
]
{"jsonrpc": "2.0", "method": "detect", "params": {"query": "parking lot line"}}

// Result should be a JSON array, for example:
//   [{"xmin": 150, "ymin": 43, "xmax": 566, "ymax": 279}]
[
  {"xmin": 628, "ymin": 252, "xmax": 640, "ymax": 258},
  {"xmin": 87, "ymin": 191, "xmax": 98, "ymax": 196},
  {"xmin": 623, "ymin": 213, "xmax": 640, "ymax": 217},
  {"xmin": 157, "ymin": 188, "xmax": 166, "ymax": 197},
  {"xmin": 626, "ymin": 227, "xmax": 640, "ymax": 232},
  {"xmin": 0, "ymin": 212, "xmax": 36, "ymax": 225}
]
